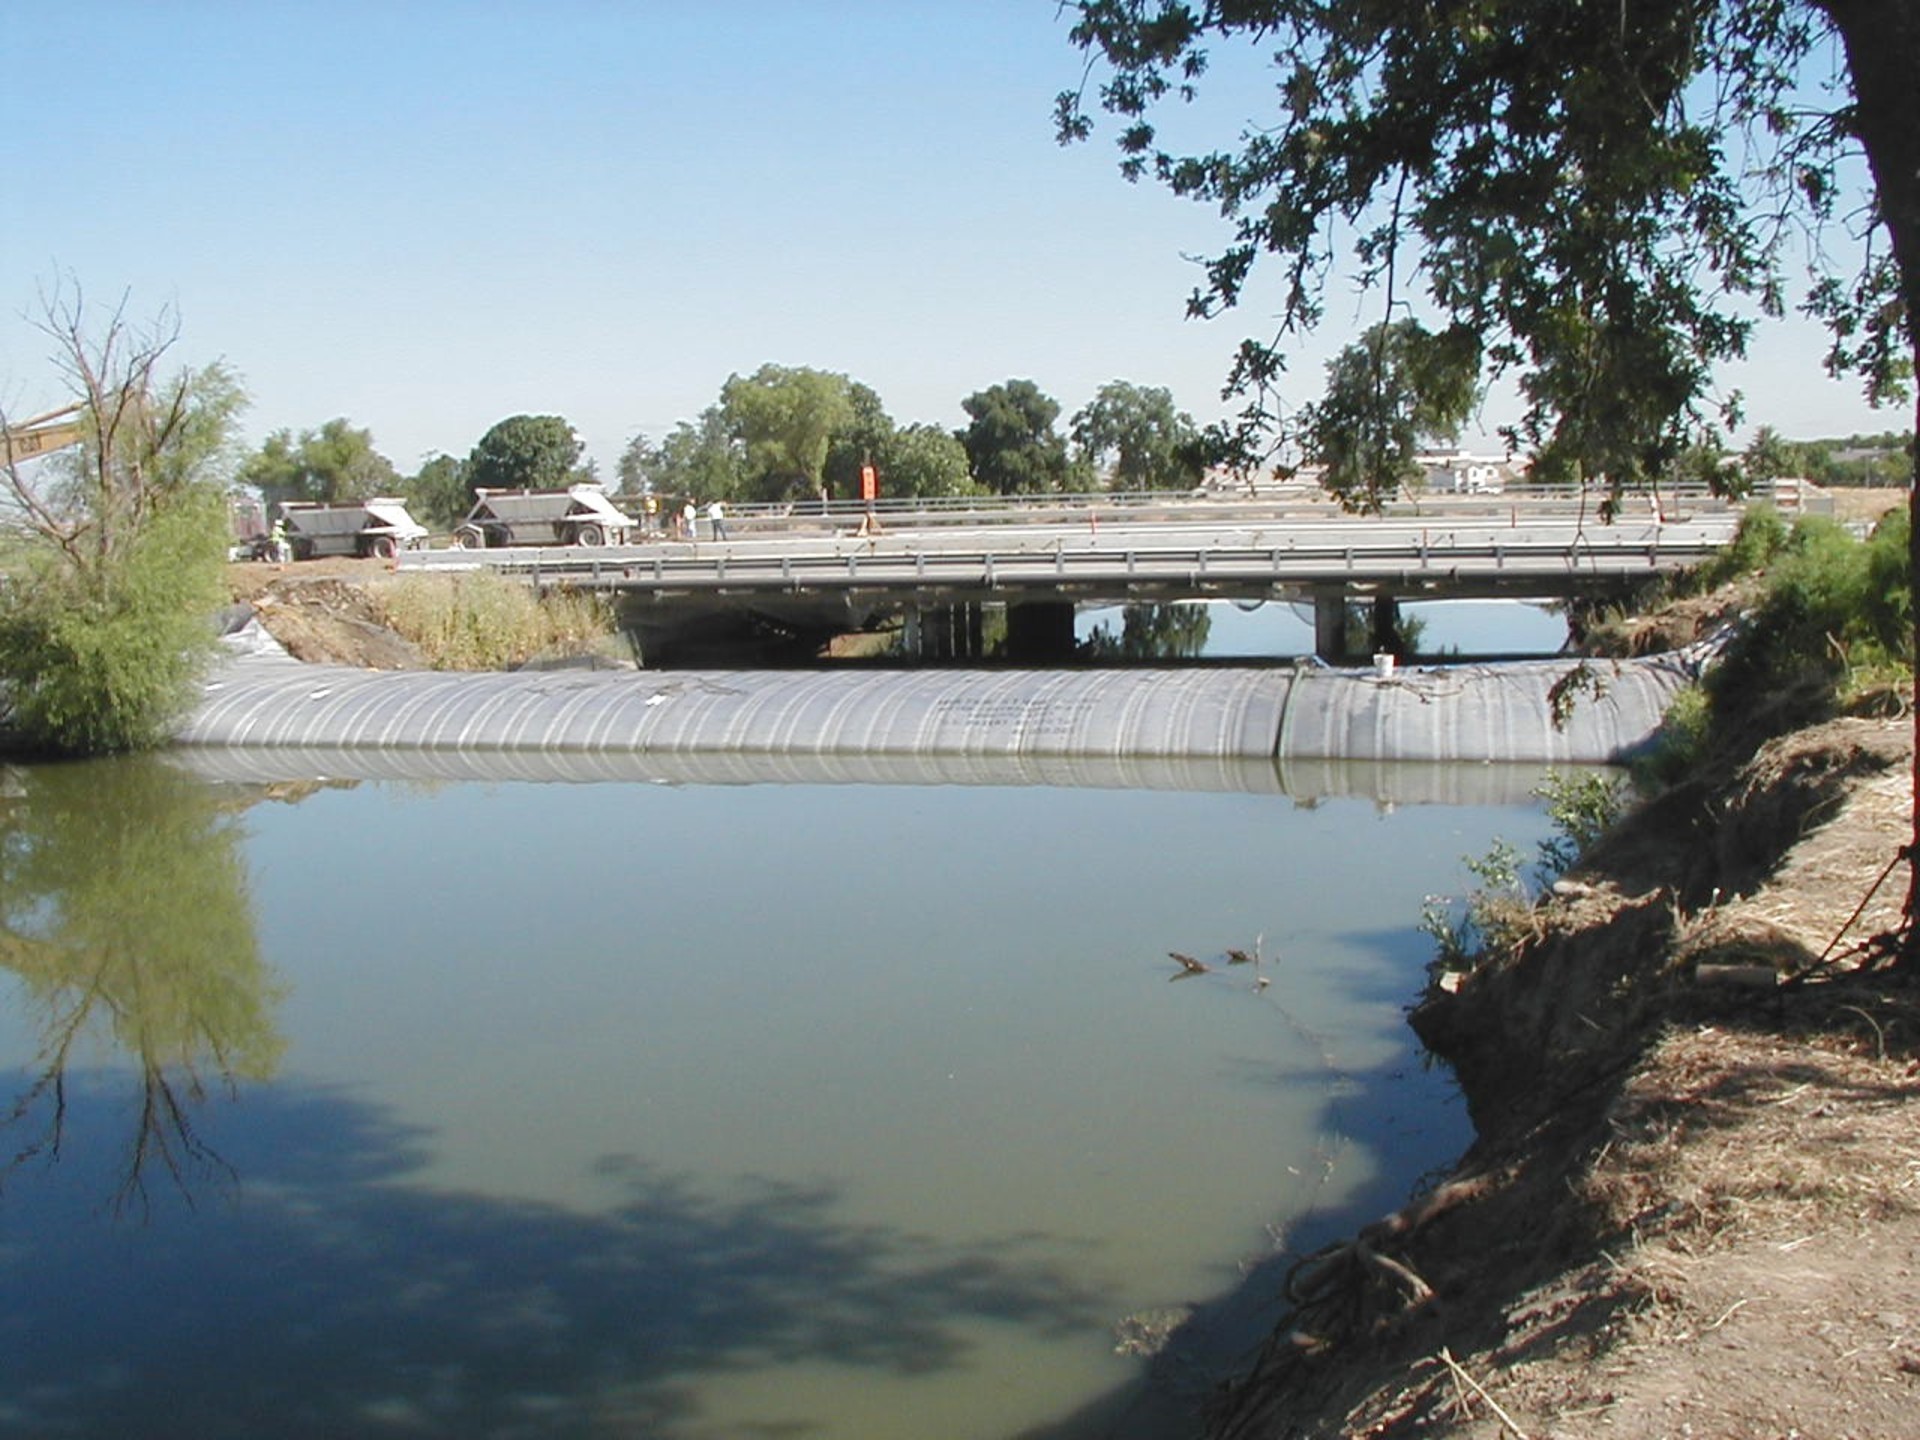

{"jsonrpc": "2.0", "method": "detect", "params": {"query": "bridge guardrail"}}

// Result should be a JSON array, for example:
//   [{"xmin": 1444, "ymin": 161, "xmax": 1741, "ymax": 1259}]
[
  {"xmin": 401, "ymin": 523, "xmax": 1736, "ymax": 599},
  {"xmin": 601, "ymin": 481, "xmax": 1737, "ymax": 532}
]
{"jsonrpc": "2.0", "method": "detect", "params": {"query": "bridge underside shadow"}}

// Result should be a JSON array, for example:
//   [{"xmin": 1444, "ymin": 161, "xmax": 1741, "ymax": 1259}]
[{"xmin": 612, "ymin": 563, "xmax": 1639, "ymax": 667}]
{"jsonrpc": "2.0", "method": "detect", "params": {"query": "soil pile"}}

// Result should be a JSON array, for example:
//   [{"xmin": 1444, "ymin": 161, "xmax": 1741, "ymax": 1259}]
[
  {"xmin": 227, "ymin": 558, "xmax": 426, "ymax": 669},
  {"xmin": 1208, "ymin": 715, "xmax": 1920, "ymax": 1438}
]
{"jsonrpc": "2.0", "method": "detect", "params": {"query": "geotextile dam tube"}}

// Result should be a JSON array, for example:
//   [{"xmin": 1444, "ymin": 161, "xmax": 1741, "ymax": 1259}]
[{"xmin": 175, "ymin": 625, "xmax": 1699, "ymax": 771}]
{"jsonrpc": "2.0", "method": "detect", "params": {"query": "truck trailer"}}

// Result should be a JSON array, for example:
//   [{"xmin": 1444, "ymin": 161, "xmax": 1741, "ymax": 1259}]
[
  {"xmin": 278, "ymin": 498, "xmax": 431, "ymax": 560},
  {"xmin": 453, "ymin": 485, "xmax": 637, "ymax": 549}
]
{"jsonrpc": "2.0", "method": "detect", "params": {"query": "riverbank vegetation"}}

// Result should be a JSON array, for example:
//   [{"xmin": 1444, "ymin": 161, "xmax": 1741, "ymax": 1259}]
[
  {"xmin": 225, "ymin": 560, "xmax": 620, "ymax": 674},
  {"xmin": 1197, "ymin": 495, "xmax": 1918, "ymax": 1436},
  {"xmin": 372, "ymin": 570, "xmax": 617, "ymax": 671},
  {"xmin": 0, "ymin": 292, "xmax": 245, "ymax": 755}
]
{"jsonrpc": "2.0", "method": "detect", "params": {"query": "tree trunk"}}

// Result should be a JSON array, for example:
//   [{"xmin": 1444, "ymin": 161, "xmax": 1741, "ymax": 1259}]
[{"xmin": 1817, "ymin": 0, "xmax": 1920, "ymax": 960}]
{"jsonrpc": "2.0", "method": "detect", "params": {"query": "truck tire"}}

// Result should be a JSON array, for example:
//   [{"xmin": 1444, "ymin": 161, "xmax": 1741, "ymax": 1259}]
[
  {"xmin": 575, "ymin": 522, "xmax": 606, "ymax": 546},
  {"xmin": 366, "ymin": 535, "xmax": 398, "ymax": 560},
  {"xmin": 453, "ymin": 526, "xmax": 484, "ymax": 549}
]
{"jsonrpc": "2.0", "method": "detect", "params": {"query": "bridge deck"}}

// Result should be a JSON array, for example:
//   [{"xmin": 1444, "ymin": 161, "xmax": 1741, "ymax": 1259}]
[{"xmin": 398, "ymin": 506, "xmax": 1743, "ymax": 607}]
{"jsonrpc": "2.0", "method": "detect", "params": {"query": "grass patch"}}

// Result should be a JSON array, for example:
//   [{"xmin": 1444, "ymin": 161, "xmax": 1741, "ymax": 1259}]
[{"xmin": 371, "ymin": 571, "xmax": 617, "ymax": 671}]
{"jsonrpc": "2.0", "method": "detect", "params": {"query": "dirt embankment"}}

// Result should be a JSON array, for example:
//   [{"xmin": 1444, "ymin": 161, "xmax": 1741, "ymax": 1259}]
[
  {"xmin": 226, "ymin": 558, "xmax": 427, "ymax": 668},
  {"xmin": 1207, "ymin": 710, "xmax": 1920, "ymax": 1438}
]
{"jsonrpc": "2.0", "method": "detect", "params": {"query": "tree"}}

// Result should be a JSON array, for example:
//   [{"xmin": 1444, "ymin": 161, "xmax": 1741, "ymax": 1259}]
[
  {"xmin": 719, "ymin": 364, "xmax": 857, "ymax": 502},
  {"xmin": 1058, "ymin": 0, "xmax": 1920, "ymax": 952},
  {"xmin": 1741, "ymin": 425, "xmax": 1801, "ymax": 486},
  {"xmin": 237, "ymin": 417, "xmax": 399, "ymax": 509},
  {"xmin": 621, "ymin": 407, "xmax": 748, "ymax": 501},
  {"xmin": 822, "ymin": 380, "xmax": 896, "ymax": 500},
  {"xmin": 877, "ymin": 423, "xmax": 977, "ymax": 500},
  {"xmin": 466, "ymin": 414, "xmax": 584, "ymax": 496},
  {"xmin": 1059, "ymin": 4, "xmax": 1914, "ymax": 485},
  {"xmin": 959, "ymin": 379, "xmax": 1077, "ymax": 494},
  {"xmin": 1304, "ymin": 321, "xmax": 1481, "ymax": 510},
  {"xmin": 0, "ymin": 288, "xmax": 245, "ymax": 755},
  {"xmin": 403, "ymin": 452, "xmax": 473, "ymax": 530},
  {"xmin": 1070, "ymin": 379, "xmax": 1207, "ymax": 490}
]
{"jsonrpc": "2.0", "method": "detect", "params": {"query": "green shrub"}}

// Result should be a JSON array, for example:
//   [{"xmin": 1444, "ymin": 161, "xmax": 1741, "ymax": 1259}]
[
  {"xmin": 1534, "ymin": 769, "xmax": 1631, "ymax": 877},
  {"xmin": 373, "ymin": 571, "xmax": 616, "ymax": 670},
  {"xmin": 1689, "ymin": 503, "xmax": 1790, "ymax": 591},
  {"xmin": 1422, "ymin": 773, "xmax": 1630, "ymax": 974},
  {"xmin": 0, "ymin": 490, "xmax": 229, "ymax": 754},
  {"xmin": 1633, "ymin": 684, "xmax": 1713, "ymax": 789},
  {"xmin": 1701, "ymin": 508, "xmax": 1913, "ymax": 751}
]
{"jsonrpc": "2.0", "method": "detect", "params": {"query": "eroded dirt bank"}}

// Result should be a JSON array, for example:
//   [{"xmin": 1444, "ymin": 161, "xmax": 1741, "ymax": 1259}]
[{"xmin": 1207, "ymin": 715, "xmax": 1920, "ymax": 1438}]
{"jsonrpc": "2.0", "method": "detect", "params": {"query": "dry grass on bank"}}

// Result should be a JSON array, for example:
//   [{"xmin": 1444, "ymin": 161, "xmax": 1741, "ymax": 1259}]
[
  {"xmin": 1209, "ymin": 718, "xmax": 1920, "ymax": 1440},
  {"xmin": 230, "ymin": 561, "xmax": 621, "ymax": 671},
  {"xmin": 373, "ymin": 570, "xmax": 616, "ymax": 671}
]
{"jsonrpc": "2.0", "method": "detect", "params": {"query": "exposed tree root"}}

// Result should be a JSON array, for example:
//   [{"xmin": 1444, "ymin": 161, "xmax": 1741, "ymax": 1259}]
[{"xmin": 1212, "ymin": 1171, "xmax": 1507, "ymax": 1437}]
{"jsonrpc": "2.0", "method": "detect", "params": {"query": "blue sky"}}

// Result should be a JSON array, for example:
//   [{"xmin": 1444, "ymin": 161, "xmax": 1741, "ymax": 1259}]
[{"xmin": 2, "ymin": 2, "xmax": 1897, "ymax": 480}]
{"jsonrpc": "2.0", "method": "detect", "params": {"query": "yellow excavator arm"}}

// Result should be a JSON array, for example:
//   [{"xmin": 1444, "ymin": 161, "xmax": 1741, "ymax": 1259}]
[{"xmin": 1, "ymin": 403, "xmax": 85, "ymax": 466}]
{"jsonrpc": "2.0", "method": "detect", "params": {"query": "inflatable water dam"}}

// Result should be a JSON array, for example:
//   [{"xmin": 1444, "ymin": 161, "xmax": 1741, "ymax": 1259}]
[{"xmin": 174, "ymin": 627, "xmax": 1700, "ymax": 779}]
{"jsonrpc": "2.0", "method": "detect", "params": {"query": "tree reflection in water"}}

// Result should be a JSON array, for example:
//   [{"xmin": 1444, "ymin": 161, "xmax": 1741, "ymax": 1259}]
[
  {"xmin": 1080, "ymin": 603, "xmax": 1213, "ymax": 660},
  {"xmin": 0, "ymin": 756, "xmax": 288, "ymax": 1212}
]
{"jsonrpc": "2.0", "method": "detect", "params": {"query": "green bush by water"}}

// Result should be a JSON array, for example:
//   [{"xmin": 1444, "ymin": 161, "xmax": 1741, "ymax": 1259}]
[
  {"xmin": 1705, "ymin": 508, "xmax": 1912, "ymax": 746},
  {"xmin": 0, "ymin": 490, "xmax": 230, "ymax": 754}
]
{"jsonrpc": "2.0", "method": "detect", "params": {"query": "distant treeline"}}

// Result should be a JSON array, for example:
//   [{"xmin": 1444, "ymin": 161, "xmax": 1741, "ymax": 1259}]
[{"xmin": 1786, "ymin": 431, "xmax": 1913, "ymax": 488}]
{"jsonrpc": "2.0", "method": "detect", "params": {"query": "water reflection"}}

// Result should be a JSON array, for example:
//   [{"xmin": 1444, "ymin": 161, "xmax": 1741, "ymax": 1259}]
[
  {"xmin": 2, "ymin": 1079, "xmax": 1114, "ymax": 1439},
  {"xmin": 0, "ymin": 757, "xmax": 287, "ymax": 1211},
  {"xmin": 0, "ymin": 752, "xmax": 1558, "ymax": 1438},
  {"xmin": 165, "ymin": 744, "xmax": 1566, "ymax": 807},
  {"xmin": 1081, "ymin": 603, "xmax": 1213, "ymax": 660}
]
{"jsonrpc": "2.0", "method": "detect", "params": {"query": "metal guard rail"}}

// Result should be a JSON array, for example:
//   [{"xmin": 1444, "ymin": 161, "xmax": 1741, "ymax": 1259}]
[{"xmin": 404, "ymin": 532, "xmax": 1731, "ymax": 596}]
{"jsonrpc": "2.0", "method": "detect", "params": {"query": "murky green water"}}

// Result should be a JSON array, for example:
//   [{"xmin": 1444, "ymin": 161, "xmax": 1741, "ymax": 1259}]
[{"xmin": 0, "ymin": 752, "xmax": 1560, "ymax": 1439}]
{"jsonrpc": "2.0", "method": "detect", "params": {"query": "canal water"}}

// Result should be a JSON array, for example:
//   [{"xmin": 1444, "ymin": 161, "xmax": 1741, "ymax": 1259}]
[
  {"xmin": 1076, "ymin": 597, "xmax": 1572, "ymax": 660},
  {"xmin": 0, "ymin": 748, "xmax": 1567, "ymax": 1439}
]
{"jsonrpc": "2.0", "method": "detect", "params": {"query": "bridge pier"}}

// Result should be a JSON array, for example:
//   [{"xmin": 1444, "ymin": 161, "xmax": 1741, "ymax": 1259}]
[
  {"xmin": 1313, "ymin": 588, "xmax": 1405, "ymax": 663},
  {"xmin": 1313, "ymin": 588, "xmax": 1348, "ymax": 662},
  {"xmin": 1005, "ymin": 600, "xmax": 1077, "ymax": 662},
  {"xmin": 908, "ymin": 602, "xmax": 989, "ymax": 660},
  {"xmin": 1370, "ymin": 594, "xmax": 1404, "ymax": 657}
]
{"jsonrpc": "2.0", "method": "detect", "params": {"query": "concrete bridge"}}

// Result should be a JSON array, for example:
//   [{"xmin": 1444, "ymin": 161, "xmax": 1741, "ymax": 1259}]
[{"xmin": 396, "ymin": 492, "xmax": 1744, "ymax": 660}]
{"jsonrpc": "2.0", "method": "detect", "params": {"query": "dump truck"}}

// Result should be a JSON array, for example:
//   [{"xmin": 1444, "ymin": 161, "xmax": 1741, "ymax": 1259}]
[
  {"xmin": 452, "ymin": 484, "xmax": 637, "ymax": 548},
  {"xmin": 278, "ymin": 498, "xmax": 431, "ymax": 560}
]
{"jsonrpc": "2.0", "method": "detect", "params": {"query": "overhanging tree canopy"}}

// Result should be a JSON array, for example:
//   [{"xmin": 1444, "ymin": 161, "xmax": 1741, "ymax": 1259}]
[
  {"xmin": 1057, "ymin": 1, "xmax": 1912, "ymax": 478},
  {"xmin": 1058, "ymin": 0, "xmax": 1919, "ymax": 950}
]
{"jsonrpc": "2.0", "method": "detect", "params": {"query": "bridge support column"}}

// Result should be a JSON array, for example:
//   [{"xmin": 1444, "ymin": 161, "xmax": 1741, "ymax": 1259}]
[
  {"xmin": 1005, "ymin": 601, "xmax": 1077, "ymax": 662},
  {"xmin": 1370, "ymin": 595, "xmax": 1404, "ymax": 656},
  {"xmin": 1313, "ymin": 587, "xmax": 1350, "ymax": 663},
  {"xmin": 911, "ymin": 603, "xmax": 989, "ymax": 660}
]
